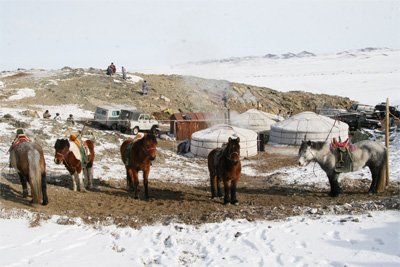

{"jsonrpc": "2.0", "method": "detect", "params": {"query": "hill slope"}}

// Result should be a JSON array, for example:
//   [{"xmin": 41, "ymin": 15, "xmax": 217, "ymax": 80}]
[{"xmin": 0, "ymin": 68, "xmax": 352, "ymax": 119}]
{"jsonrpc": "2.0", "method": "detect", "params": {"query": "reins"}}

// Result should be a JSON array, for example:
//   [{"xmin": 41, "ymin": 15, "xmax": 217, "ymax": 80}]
[{"xmin": 55, "ymin": 151, "xmax": 71, "ymax": 169}]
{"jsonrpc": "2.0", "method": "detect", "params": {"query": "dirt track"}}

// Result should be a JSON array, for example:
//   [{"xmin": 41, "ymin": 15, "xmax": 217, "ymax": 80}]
[{"xmin": 1, "ymin": 147, "xmax": 398, "ymax": 228}]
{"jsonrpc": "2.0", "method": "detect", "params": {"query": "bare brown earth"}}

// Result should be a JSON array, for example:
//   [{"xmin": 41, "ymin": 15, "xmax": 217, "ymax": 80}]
[
  {"xmin": 0, "ymin": 143, "xmax": 398, "ymax": 228},
  {"xmin": 0, "ymin": 68, "xmax": 399, "ymax": 228}
]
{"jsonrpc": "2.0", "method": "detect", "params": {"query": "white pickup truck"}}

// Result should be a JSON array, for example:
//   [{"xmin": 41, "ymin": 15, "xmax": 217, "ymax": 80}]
[{"xmin": 118, "ymin": 109, "xmax": 159, "ymax": 135}]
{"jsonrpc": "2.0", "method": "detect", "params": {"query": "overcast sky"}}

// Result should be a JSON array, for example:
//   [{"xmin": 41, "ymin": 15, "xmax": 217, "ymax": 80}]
[{"xmin": 1, "ymin": 0, "xmax": 399, "ymax": 71}]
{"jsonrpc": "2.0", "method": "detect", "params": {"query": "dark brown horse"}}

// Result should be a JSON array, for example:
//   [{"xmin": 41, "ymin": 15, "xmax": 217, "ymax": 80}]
[
  {"xmin": 120, "ymin": 133, "xmax": 157, "ymax": 199},
  {"xmin": 9, "ymin": 141, "xmax": 48, "ymax": 205},
  {"xmin": 54, "ymin": 137, "xmax": 95, "ymax": 191},
  {"xmin": 208, "ymin": 137, "xmax": 241, "ymax": 205}
]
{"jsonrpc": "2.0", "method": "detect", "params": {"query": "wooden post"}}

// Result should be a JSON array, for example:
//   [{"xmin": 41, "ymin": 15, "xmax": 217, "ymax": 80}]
[{"xmin": 385, "ymin": 98, "xmax": 390, "ymax": 186}]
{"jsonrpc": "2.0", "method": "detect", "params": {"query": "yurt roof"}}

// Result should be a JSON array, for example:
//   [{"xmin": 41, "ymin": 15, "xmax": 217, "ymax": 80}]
[
  {"xmin": 269, "ymin": 111, "xmax": 349, "ymax": 145},
  {"xmin": 232, "ymin": 109, "xmax": 278, "ymax": 132},
  {"xmin": 191, "ymin": 124, "xmax": 257, "ymax": 142},
  {"xmin": 272, "ymin": 111, "xmax": 348, "ymax": 132},
  {"xmin": 190, "ymin": 124, "xmax": 258, "ymax": 157}
]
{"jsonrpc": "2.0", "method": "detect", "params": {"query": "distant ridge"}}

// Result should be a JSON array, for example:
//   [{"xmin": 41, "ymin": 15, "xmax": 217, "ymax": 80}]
[{"xmin": 186, "ymin": 47, "xmax": 393, "ymax": 65}]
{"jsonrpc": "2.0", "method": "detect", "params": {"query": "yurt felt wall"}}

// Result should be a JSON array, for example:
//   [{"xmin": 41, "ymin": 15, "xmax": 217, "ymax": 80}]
[
  {"xmin": 231, "ymin": 109, "xmax": 278, "ymax": 132},
  {"xmin": 269, "ymin": 111, "xmax": 349, "ymax": 145},
  {"xmin": 190, "ymin": 124, "xmax": 258, "ymax": 158}
]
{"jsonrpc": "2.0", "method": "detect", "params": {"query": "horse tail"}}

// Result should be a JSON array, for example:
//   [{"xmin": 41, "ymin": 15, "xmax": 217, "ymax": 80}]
[
  {"xmin": 376, "ymin": 147, "xmax": 388, "ymax": 193},
  {"xmin": 28, "ymin": 149, "xmax": 43, "ymax": 204}
]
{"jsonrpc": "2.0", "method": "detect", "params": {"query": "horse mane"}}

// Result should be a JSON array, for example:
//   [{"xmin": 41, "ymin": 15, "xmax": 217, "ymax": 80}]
[
  {"xmin": 310, "ymin": 141, "xmax": 326, "ymax": 150},
  {"xmin": 54, "ymin": 139, "xmax": 69, "ymax": 150},
  {"xmin": 145, "ymin": 133, "xmax": 158, "ymax": 145}
]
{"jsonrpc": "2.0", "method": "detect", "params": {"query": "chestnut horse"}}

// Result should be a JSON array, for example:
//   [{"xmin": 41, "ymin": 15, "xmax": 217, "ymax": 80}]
[
  {"xmin": 54, "ymin": 138, "xmax": 95, "ymax": 191},
  {"xmin": 120, "ymin": 133, "xmax": 157, "ymax": 199},
  {"xmin": 9, "ymin": 141, "xmax": 48, "ymax": 205},
  {"xmin": 208, "ymin": 137, "xmax": 241, "ymax": 205}
]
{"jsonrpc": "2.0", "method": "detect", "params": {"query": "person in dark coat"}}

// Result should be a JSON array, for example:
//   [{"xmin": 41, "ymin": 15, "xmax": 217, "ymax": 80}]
[
  {"xmin": 142, "ymin": 80, "xmax": 148, "ymax": 95},
  {"xmin": 122, "ymin": 66, "xmax": 127, "ymax": 80},
  {"xmin": 110, "ymin": 63, "xmax": 116, "ymax": 74}
]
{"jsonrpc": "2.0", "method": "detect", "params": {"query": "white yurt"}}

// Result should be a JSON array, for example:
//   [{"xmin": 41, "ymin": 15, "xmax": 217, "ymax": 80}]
[
  {"xmin": 231, "ymin": 109, "xmax": 279, "ymax": 133},
  {"xmin": 190, "ymin": 124, "xmax": 258, "ymax": 158},
  {"xmin": 269, "ymin": 111, "xmax": 349, "ymax": 145}
]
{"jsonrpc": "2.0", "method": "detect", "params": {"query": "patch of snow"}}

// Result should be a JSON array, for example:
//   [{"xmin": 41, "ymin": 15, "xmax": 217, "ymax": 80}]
[
  {"xmin": 6, "ymin": 88, "xmax": 35, "ymax": 100},
  {"xmin": 0, "ymin": 210, "xmax": 398, "ymax": 266}
]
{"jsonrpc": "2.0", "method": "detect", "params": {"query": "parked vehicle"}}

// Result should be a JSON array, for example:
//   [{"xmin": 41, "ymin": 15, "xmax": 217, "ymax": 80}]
[
  {"xmin": 93, "ymin": 105, "xmax": 128, "ymax": 130},
  {"xmin": 349, "ymin": 103, "xmax": 375, "ymax": 115},
  {"xmin": 118, "ymin": 109, "xmax": 159, "ymax": 135},
  {"xmin": 336, "ymin": 112, "xmax": 381, "ymax": 131},
  {"xmin": 373, "ymin": 103, "xmax": 400, "ymax": 119}
]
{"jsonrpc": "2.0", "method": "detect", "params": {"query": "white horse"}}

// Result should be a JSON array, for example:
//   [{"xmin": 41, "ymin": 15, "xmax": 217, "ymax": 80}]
[{"xmin": 298, "ymin": 140, "xmax": 388, "ymax": 196}]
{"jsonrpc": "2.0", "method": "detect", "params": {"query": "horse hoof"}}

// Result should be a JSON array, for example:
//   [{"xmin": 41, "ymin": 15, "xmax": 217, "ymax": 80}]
[
  {"xmin": 329, "ymin": 192, "xmax": 340, "ymax": 197},
  {"xmin": 42, "ymin": 200, "xmax": 49, "ymax": 206},
  {"xmin": 231, "ymin": 200, "xmax": 239, "ymax": 205}
]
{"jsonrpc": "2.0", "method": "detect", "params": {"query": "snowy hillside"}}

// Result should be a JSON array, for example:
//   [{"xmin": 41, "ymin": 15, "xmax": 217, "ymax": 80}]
[{"xmin": 151, "ymin": 48, "xmax": 400, "ymax": 106}]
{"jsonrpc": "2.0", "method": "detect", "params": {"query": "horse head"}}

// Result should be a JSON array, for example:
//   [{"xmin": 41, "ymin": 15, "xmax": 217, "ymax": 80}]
[
  {"xmin": 142, "ymin": 133, "xmax": 158, "ymax": 161},
  {"xmin": 226, "ymin": 137, "xmax": 240, "ymax": 163},
  {"xmin": 54, "ymin": 139, "xmax": 70, "ymax": 164},
  {"xmin": 298, "ymin": 140, "xmax": 322, "ymax": 166}
]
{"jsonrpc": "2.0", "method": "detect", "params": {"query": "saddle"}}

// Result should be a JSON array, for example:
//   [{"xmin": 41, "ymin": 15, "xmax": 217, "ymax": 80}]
[
  {"xmin": 213, "ymin": 144, "xmax": 228, "ymax": 176},
  {"xmin": 9, "ymin": 134, "xmax": 30, "ymax": 151},
  {"xmin": 123, "ymin": 135, "xmax": 144, "ymax": 166},
  {"xmin": 69, "ymin": 134, "xmax": 90, "ymax": 167},
  {"xmin": 330, "ymin": 138, "xmax": 355, "ymax": 172}
]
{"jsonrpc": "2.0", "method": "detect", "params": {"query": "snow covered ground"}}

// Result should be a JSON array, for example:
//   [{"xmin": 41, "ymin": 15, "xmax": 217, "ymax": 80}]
[
  {"xmin": 149, "ymin": 48, "xmax": 400, "ymax": 106},
  {"xmin": 1, "ymin": 53, "xmax": 400, "ymax": 266}
]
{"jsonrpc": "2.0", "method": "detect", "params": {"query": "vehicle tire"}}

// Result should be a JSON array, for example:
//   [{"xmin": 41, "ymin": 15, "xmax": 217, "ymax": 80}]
[
  {"xmin": 132, "ymin": 127, "xmax": 139, "ymax": 135},
  {"xmin": 111, "ymin": 123, "xmax": 118, "ymax": 130},
  {"xmin": 151, "ymin": 125, "xmax": 159, "ymax": 135}
]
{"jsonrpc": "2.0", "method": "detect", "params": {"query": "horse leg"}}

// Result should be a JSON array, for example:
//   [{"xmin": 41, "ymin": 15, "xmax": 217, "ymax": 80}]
[
  {"xmin": 19, "ymin": 173, "xmax": 29, "ymax": 198},
  {"xmin": 71, "ymin": 173, "xmax": 77, "ymax": 191},
  {"xmin": 368, "ymin": 166, "xmax": 379, "ymax": 194},
  {"xmin": 41, "ymin": 173, "xmax": 48, "ymax": 205},
  {"xmin": 77, "ymin": 172, "xmax": 86, "ymax": 192},
  {"xmin": 230, "ymin": 179, "xmax": 239, "ymax": 205},
  {"xmin": 223, "ymin": 178, "xmax": 231, "ymax": 205},
  {"xmin": 328, "ymin": 173, "xmax": 342, "ymax": 197},
  {"xmin": 87, "ymin": 167, "xmax": 94, "ymax": 189},
  {"xmin": 127, "ymin": 168, "xmax": 139, "ymax": 199},
  {"xmin": 143, "ymin": 170, "xmax": 149, "ymax": 199},
  {"xmin": 210, "ymin": 174, "xmax": 218, "ymax": 198},
  {"xmin": 132, "ymin": 170, "xmax": 139, "ymax": 199},
  {"xmin": 217, "ymin": 177, "xmax": 223, "ymax": 198},
  {"xmin": 126, "ymin": 168, "xmax": 134, "ymax": 191},
  {"xmin": 83, "ymin": 167, "xmax": 93, "ymax": 190}
]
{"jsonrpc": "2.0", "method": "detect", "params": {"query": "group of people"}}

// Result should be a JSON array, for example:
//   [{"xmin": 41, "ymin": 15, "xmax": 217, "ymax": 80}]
[
  {"xmin": 106, "ymin": 62, "xmax": 116, "ymax": 76},
  {"xmin": 42, "ymin": 110, "xmax": 75, "ymax": 125},
  {"xmin": 106, "ymin": 62, "xmax": 128, "ymax": 80}
]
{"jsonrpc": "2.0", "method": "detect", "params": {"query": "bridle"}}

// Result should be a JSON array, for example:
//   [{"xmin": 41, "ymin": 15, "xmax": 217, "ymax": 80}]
[
  {"xmin": 55, "ymin": 151, "xmax": 71, "ymax": 168},
  {"xmin": 141, "ymin": 143, "xmax": 157, "ymax": 160},
  {"xmin": 225, "ymin": 145, "xmax": 240, "ymax": 162}
]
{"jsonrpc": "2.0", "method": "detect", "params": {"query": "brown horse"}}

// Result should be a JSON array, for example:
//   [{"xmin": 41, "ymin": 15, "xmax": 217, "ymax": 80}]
[
  {"xmin": 54, "ymin": 138, "xmax": 95, "ymax": 191},
  {"xmin": 120, "ymin": 133, "xmax": 157, "ymax": 199},
  {"xmin": 208, "ymin": 137, "xmax": 241, "ymax": 205},
  {"xmin": 9, "ymin": 141, "xmax": 48, "ymax": 205}
]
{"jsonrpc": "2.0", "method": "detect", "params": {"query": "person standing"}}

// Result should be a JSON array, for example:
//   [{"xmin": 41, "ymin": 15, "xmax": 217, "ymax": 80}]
[
  {"xmin": 222, "ymin": 92, "xmax": 228, "ymax": 108},
  {"xmin": 122, "ymin": 66, "xmax": 127, "ymax": 80},
  {"xmin": 142, "ymin": 80, "xmax": 148, "ymax": 95},
  {"xmin": 43, "ymin": 110, "xmax": 51, "ymax": 119},
  {"xmin": 54, "ymin": 113, "xmax": 61, "ymax": 121},
  {"xmin": 110, "ymin": 62, "xmax": 116, "ymax": 74},
  {"xmin": 66, "ymin": 114, "xmax": 75, "ymax": 126}
]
